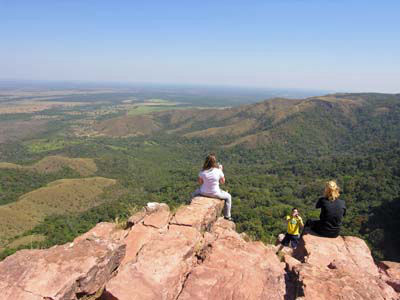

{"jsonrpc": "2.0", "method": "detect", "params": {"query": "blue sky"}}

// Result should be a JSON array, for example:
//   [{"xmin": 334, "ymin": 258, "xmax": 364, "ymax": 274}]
[{"xmin": 1, "ymin": 0, "xmax": 399, "ymax": 92}]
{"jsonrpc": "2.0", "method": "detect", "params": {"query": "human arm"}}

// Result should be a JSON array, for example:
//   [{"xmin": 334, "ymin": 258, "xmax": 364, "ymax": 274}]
[
  {"xmin": 316, "ymin": 198, "xmax": 322, "ymax": 209},
  {"xmin": 197, "ymin": 171, "xmax": 204, "ymax": 185},
  {"xmin": 219, "ymin": 168, "xmax": 225, "ymax": 184},
  {"xmin": 297, "ymin": 216, "xmax": 304, "ymax": 228}
]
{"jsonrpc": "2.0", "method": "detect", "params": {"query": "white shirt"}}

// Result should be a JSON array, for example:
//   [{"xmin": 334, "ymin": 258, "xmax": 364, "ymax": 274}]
[{"xmin": 199, "ymin": 167, "xmax": 224, "ymax": 195}]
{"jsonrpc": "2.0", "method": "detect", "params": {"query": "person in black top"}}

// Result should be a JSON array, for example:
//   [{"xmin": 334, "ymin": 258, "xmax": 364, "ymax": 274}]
[{"xmin": 304, "ymin": 181, "xmax": 346, "ymax": 238}]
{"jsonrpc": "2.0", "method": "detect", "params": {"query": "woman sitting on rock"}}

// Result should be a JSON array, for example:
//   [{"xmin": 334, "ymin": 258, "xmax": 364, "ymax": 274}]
[
  {"xmin": 192, "ymin": 153, "xmax": 232, "ymax": 220},
  {"xmin": 304, "ymin": 181, "xmax": 346, "ymax": 238}
]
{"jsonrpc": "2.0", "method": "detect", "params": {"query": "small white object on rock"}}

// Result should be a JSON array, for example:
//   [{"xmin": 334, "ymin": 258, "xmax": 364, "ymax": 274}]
[{"xmin": 278, "ymin": 233, "xmax": 285, "ymax": 242}]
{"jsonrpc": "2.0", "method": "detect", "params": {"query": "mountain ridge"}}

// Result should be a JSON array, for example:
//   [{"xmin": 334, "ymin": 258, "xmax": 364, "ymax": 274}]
[{"xmin": 92, "ymin": 93, "xmax": 400, "ymax": 150}]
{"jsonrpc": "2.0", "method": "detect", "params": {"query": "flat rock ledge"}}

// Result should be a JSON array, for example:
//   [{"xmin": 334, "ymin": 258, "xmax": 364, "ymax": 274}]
[{"xmin": 1, "ymin": 196, "xmax": 399, "ymax": 300}]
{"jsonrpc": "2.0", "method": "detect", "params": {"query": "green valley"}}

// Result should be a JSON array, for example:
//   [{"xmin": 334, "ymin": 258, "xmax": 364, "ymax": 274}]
[{"xmin": 0, "ymin": 90, "xmax": 399, "ymax": 262}]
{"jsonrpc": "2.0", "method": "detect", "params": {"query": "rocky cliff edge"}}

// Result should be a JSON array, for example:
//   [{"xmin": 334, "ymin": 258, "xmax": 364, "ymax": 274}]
[{"xmin": 0, "ymin": 197, "xmax": 399, "ymax": 300}]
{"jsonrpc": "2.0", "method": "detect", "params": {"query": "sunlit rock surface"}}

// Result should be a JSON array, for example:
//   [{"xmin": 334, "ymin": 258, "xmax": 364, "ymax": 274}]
[{"xmin": 1, "ymin": 197, "xmax": 399, "ymax": 300}]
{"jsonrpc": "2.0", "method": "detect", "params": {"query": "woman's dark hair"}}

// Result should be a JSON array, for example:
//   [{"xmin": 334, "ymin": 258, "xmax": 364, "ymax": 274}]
[{"xmin": 202, "ymin": 153, "xmax": 218, "ymax": 170}]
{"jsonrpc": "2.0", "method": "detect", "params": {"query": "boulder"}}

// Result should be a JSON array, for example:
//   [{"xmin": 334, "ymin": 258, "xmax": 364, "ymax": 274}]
[
  {"xmin": 293, "ymin": 263, "xmax": 398, "ymax": 300},
  {"xmin": 294, "ymin": 234, "xmax": 378, "ymax": 276},
  {"xmin": 170, "ymin": 197, "xmax": 224, "ymax": 231},
  {"xmin": 291, "ymin": 233, "xmax": 398, "ymax": 299},
  {"xmin": 0, "ymin": 238, "xmax": 125, "ymax": 300}
]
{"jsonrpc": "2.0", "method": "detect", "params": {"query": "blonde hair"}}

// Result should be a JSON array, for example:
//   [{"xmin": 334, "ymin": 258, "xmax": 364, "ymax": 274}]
[{"xmin": 324, "ymin": 181, "xmax": 340, "ymax": 201}]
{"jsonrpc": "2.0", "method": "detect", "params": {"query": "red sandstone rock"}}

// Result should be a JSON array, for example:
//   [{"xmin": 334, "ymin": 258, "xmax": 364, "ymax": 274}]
[
  {"xmin": 293, "ymin": 263, "xmax": 397, "ymax": 300},
  {"xmin": 2, "ymin": 197, "xmax": 400, "ymax": 300},
  {"xmin": 0, "ymin": 238, "xmax": 125, "ymax": 300},
  {"xmin": 380, "ymin": 261, "xmax": 400, "ymax": 280},
  {"xmin": 121, "ymin": 202, "xmax": 172, "ymax": 266},
  {"xmin": 171, "ymin": 196, "xmax": 224, "ymax": 231},
  {"xmin": 177, "ymin": 218, "xmax": 286, "ymax": 300},
  {"xmin": 284, "ymin": 254, "xmax": 301, "ymax": 272},
  {"xmin": 379, "ymin": 261, "xmax": 400, "ymax": 292},
  {"xmin": 343, "ymin": 236, "xmax": 380, "ymax": 276},
  {"xmin": 104, "ymin": 224, "xmax": 202, "ymax": 300},
  {"xmin": 74, "ymin": 222, "xmax": 126, "ymax": 243},
  {"xmin": 126, "ymin": 207, "xmax": 146, "ymax": 227},
  {"xmin": 292, "ymin": 234, "xmax": 398, "ymax": 299},
  {"xmin": 120, "ymin": 222, "xmax": 158, "ymax": 266},
  {"xmin": 294, "ymin": 234, "xmax": 378, "ymax": 276},
  {"xmin": 126, "ymin": 202, "xmax": 168, "ymax": 228},
  {"xmin": 142, "ymin": 202, "xmax": 170, "ymax": 228},
  {"xmin": 104, "ymin": 197, "xmax": 223, "ymax": 300}
]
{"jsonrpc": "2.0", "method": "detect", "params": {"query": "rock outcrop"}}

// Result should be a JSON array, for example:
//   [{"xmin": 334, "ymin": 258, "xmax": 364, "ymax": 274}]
[
  {"xmin": 0, "ymin": 236, "xmax": 125, "ymax": 300},
  {"xmin": 177, "ymin": 219, "xmax": 286, "ymax": 300},
  {"xmin": 379, "ymin": 261, "xmax": 400, "ymax": 293},
  {"xmin": 0, "ymin": 197, "xmax": 399, "ymax": 300},
  {"xmin": 288, "ymin": 234, "xmax": 398, "ymax": 299}
]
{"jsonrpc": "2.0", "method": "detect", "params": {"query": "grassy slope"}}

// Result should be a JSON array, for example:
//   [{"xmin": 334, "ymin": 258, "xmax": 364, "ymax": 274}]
[
  {"xmin": 0, "ymin": 155, "xmax": 97, "ymax": 176},
  {"xmin": 0, "ymin": 177, "xmax": 116, "ymax": 241},
  {"xmin": 7, "ymin": 234, "xmax": 46, "ymax": 248}
]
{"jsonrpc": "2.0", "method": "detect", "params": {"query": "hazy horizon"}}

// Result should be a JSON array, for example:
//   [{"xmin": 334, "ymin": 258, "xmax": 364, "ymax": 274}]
[
  {"xmin": 1, "ymin": 1, "xmax": 399, "ymax": 93},
  {"xmin": 0, "ymin": 78, "xmax": 332, "ymax": 93}
]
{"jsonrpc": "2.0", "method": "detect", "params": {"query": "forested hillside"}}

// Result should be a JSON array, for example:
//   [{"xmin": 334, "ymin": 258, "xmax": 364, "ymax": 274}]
[{"xmin": 0, "ymin": 92, "xmax": 399, "ymax": 261}]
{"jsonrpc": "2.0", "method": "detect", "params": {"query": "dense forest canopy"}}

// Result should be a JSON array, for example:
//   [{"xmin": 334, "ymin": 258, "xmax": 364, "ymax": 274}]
[{"xmin": 0, "ymin": 92, "xmax": 399, "ymax": 261}]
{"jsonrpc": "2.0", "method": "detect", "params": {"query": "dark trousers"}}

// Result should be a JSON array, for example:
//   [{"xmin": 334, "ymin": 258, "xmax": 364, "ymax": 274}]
[
  {"xmin": 303, "ymin": 219, "xmax": 339, "ymax": 238},
  {"xmin": 281, "ymin": 233, "xmax": 300, "ymax": 249}
]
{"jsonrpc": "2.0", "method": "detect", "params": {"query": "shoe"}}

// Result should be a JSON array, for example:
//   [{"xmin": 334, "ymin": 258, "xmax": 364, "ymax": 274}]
[{"xmin": 224, "ymin": 216, "xmax": 233, "ymax": 221}]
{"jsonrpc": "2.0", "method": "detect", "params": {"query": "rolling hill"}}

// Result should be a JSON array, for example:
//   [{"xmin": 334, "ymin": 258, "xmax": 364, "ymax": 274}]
[
  {"xmin": 92, "ymin": 93, "xmax": 400, "ymax": 151},
  {"xmin": 0, "ymin": 177, "xmax": 116, "ymax": 243}
]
